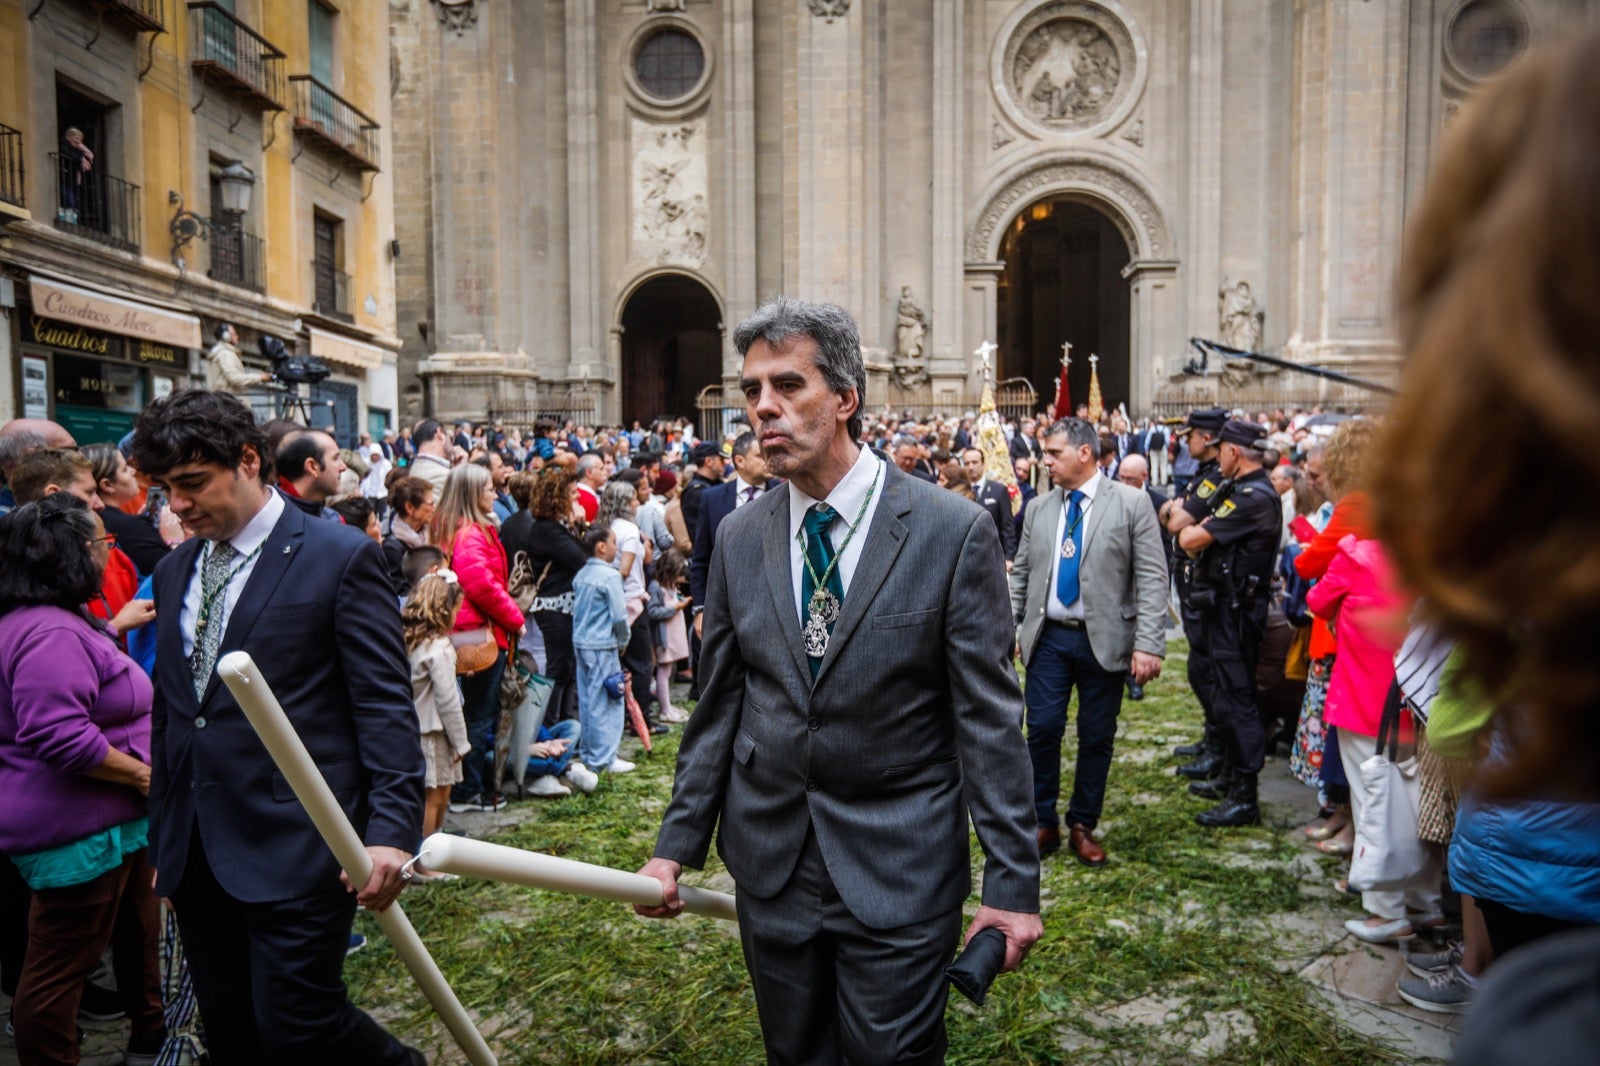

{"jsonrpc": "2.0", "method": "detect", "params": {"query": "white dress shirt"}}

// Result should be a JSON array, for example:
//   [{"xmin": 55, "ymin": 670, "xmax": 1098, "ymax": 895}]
[
  {"xmin": 734, "ymin": 475, "xmax": 764, "ymax": 509},
  {"xmin": 180, "ymin": 489, "xmax": 286, "ymax": 659},
  {"xmin": 1045, "ymin": 471, "xmax": 1101, "ymax": 623},
  {"xmin": 787, "ymin": 446, "xmax": 884, "ymax": 622}
]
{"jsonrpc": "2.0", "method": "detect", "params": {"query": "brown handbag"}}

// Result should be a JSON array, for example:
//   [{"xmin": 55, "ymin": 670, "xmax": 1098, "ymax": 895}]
[{"xmin": 452, "ymin": 627, "xmax": 498, "ymax": 675}]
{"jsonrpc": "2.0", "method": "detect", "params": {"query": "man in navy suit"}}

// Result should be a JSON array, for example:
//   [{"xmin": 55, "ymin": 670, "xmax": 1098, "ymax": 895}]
[
  {"xmin": 131, "ymin": 390, "xmax": 425, "ymax": 1065},
  {"xmin": 961, "ymin": 446, "xmax": 1018, "ymax": 564},
  {"xmin": 690, "ymin": 430, "xmax": 771, "ymax": 637}
]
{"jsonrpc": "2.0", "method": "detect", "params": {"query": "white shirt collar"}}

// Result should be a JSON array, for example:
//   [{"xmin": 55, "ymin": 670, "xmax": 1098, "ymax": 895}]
[
  {"xmin": 1068, "ymin": 470, "xmax": 1102, "ymax": 502},
  {"xmin": 735, "ymin": 475, "xmax": 763, "ymax": 498},
  {"xmin": 219, "ymin": 488, "xmax": 284, "ymax": 556},
  {"xmin": 787, "ymin": 445, "xmax": 882, "ymax": 542}
]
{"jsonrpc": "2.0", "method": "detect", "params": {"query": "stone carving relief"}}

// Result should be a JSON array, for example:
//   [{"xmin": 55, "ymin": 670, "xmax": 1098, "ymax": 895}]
[
  {"xmin": 430, "ymin": 0, "xmax": 480, "ymax": 36},
  {"xmin": 892, "ymin": 286, "xmax": 930, "ymax": 388},
  {"xmin": 1121, "ymin": 114, "xmax": 1144, "ymax": 147},
  {"xmin": 992, "ymin": 118, "xmax": 1016, "ymax": 151},
  {"xmin": 646, "ymin": 0, "xmax": 687, "ymax": 10},
  {"xmin": 1218, "ymin": 277, "xmax": 1264, "ymax": 353},
  {"xmin": 633, "ymin": 119, "xmax": 708, "ymax": 267},
  {"xmin": 1013, "ymin": 20, "xmax": 1121, "ymax": 127},
  {"xmin": 966, "ymin": 159, "xmax": 1170, "ymax": 262},
  {"xmin": 808, "ymin": 0, "xmax": 850, "ymax": 22}
]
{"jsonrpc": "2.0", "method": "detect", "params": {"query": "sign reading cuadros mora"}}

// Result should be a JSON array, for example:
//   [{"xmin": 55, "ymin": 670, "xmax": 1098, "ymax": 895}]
[{"xmin": 29, "ymin": 276, "xmax": 202, "ymax": 351}]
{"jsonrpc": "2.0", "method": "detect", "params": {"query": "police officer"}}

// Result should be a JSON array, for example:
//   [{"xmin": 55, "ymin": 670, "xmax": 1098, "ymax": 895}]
[
  {"xmin": 1158, "ymin": 408, "xmax": 1228, "ymax": 778},
  {"xmin": 1174, "ymin": 419, "xmax": 1283, "ymax": 827}
]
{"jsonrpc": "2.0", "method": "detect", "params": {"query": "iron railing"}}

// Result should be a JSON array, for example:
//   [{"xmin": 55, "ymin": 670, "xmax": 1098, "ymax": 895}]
[
  {"xmin": 49, "ymin": 152, "xmax": 140, "ymax": 253},
  {"xmin": 188, "ymin": 2, "xmax": 287, "ymax": 110},
  {"xmin": 288, "ymin": 75, "xmax": 380, "ymax": 171},
  {"xmin": 102, "ymin": 0, "xmax": 166, "ymax": 33},
  {"xmin": 208, "ymin": 218, "xmax": 265, "ymax": 292},
  {"xmin": 0, "ymin": 124, "xmax": 23, "ymax": 208},
  {"xmin": 311, "ymin": 260, "xmax": 352, "ymax": 321}
]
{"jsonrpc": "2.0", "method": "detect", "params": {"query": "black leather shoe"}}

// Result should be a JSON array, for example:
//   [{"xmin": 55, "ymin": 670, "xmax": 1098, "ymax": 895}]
[
  {"xmin": 644, "ymin": 718, "xmax": 670, "ymax": 736},
  {"xmin": 1177, "ymin": 751, "xmax": 1225, "ymax": 780},
  {"xmin": 1188, "ymin": 772, "xmax": 1231, "ymax": 800},
  {"xmin": 1196, "ymin": 773, "xmax": 1261, "ymax": 828},
  {"xmin": 1173, "ymin": 738, "xmax": 1208, "ymax": 758}
]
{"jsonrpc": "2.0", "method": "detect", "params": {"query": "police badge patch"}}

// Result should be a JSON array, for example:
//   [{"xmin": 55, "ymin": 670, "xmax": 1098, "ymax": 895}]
[
  {"xmin": 1216, "ymin": 499, "xmax": 1238, "ymax": 518},
  {"xmin": 1196, "ymin": 480, "xmax": 1218, "ymax": 499}
]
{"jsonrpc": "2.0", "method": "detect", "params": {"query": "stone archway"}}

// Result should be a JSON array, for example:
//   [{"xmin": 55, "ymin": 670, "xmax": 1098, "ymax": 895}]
[
  {"xmin": 618, "ymin": 273, "xmax": 723, "ymax": 426},
  {"xmin": 965, "ymin": 152, "xmax": 1179, "ymax": 414}
]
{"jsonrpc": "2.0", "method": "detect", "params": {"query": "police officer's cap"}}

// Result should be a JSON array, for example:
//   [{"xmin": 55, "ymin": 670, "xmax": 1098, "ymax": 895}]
[
  {"xmin": 1217, "ymin": 418, "xmax": 1269, "ymax": 449},
  {"xmin": 690, "ymin": 442, "xmax": 723, "ymax": 463},
  {"xmin": 1177, "ymin": 407, "xmax": 1227, "ymax": 436}
]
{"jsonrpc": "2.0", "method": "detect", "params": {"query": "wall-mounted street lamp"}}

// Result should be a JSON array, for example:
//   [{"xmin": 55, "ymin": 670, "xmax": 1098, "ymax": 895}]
[{"xmin": 169, "ymin": 161, "xmax": 256, "ymax": 271}]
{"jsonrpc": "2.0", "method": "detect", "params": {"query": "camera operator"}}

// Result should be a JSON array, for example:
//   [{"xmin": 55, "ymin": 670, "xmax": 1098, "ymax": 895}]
[{"xmin": 205, "ymin": 324, "xmax": 271, "ymax": 394}]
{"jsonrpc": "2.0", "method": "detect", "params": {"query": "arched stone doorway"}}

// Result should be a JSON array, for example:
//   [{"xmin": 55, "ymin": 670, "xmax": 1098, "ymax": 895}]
[
  {"xmin": 619, "ymin": 274, "xmax": 722, "ymax": 426},
  {"xmin": 997, "ymin": 199, "xmax": 1131, "ymax": 415}
]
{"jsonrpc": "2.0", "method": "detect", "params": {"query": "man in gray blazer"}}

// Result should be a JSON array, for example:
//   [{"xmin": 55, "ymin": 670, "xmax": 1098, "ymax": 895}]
[
  {"xmin": 637, "ymin": 298, "xmax": 1041, "ymax": 1065},
  {"xmin": 1010, "ymin": 418, "xmax": 1168, "ymax": 866}
]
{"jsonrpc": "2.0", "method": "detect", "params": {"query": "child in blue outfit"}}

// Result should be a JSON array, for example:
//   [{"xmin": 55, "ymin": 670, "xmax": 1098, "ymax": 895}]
[{"xmin": 572, "ymin": 525, "xmax": 633, "ymax": 774}]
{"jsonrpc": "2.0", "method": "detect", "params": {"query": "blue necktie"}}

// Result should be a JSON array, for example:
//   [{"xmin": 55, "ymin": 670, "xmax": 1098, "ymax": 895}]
[{"xmin": 1055, "ymin": 490, "xmax": 1084, "ymax": 608}]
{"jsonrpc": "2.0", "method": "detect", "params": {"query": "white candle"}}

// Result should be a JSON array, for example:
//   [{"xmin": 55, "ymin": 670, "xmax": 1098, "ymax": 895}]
[
  {"xmin": 217, "ymin": 652, "xmax": 497, "ymax": 1066},
  {"xmin": 421, "ymin": 834, "xmax": 739, "ymax": 923}
]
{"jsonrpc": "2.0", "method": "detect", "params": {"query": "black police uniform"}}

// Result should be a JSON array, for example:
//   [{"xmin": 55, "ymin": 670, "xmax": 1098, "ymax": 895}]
[
  {"xmin": 1175, "ymin": 457, "xmax": 1226, "ymax": 745},
  {"xmin": 1188, "ymin": 464, "xmax": 1281, "ymax": 825}
]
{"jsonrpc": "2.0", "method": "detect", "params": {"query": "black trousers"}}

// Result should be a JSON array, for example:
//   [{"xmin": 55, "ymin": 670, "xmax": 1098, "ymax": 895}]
[
  {"xmin": 622, "ymin": 614, "xmax": 655, "ymax": 715},
  {"xmin": 736, "ymin": 829, "xmax": 961, "ymax": 1066},
  {"xmin": 1477, "ymin": 898, "xmax": 1586, "ymax": 961},
  {"xmin": 1179, "ymin": 600, "xmax": 1220, "ymax": 745},
  {"xmin": 1192, "ymin": 601, "xmax": 1269, "ymax": 774},
  {"xmin": 171, "ymin": 832, "xmax": 417, "ymax": 1065},
  {"xmin": 534, "ymin": 609, "xmax": 579, "ymax": 724}
]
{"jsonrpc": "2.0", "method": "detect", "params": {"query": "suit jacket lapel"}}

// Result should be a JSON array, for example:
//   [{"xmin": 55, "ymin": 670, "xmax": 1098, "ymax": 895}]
[
  {"xmin": 1084, "ymin": 477, "xmax": 1111, "ymax": 553},
  {"xmin": 760, "ymin": 488, "xmax": 811, "ymax": 685},
  {"xmin": 813, "ymin": 469, "xmax": 910, "ymax": 688},
  {"xmin": 1034, "ymin": 488, "xmax": 1064, "ymax": 573},
  {"xmin": 156, "ymin": 538, "xmax": 205, "ymax": 716},
  {"xmin": 199, "ymin": 504, "xmax": 305, "ymax": 707}
]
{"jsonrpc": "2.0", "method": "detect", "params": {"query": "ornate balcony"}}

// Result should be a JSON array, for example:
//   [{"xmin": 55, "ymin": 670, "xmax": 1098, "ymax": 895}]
[
  {"xmin": 49, "ymin": 152, "xmax": 141, "ymax": 254},
  {"xmin": 188, "ymin": 2, "xmax": 287, "ymax": 112},
  {"xmin": 99, "ymin": 0, "xmax": 166, "ymax": 34},
  {"xmin": 209, "ymin": 219, "xmax": 266, "ymax": 293},
  {"xmin": 0, "ymin": 125, "xmax": 23, "ymax": 209},
  {"xmin": 289, "ymin": 76, "xmax": 380, "ymax": 173}
]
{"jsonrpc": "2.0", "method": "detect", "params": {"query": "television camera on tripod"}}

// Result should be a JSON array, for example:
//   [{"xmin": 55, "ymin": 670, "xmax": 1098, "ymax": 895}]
[{"xmin": 262, "ymin": 336, "xmax": 332, "ymax": 425}]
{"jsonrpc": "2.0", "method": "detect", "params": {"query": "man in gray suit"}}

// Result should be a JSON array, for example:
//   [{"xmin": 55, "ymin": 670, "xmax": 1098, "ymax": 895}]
[
  {"xmin": 637, "ymin": 297, "xmax": 1041, "ymax": 1065},
  {"xmin": 1010, "ymin": 418, "xmax": 1168, "ymax": 866}
]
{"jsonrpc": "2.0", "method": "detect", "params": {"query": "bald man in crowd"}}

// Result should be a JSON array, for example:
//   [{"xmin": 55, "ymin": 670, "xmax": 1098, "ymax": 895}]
[{"xmin": 0, "ymin": 419, "xmax": 77, "ymax": 515}]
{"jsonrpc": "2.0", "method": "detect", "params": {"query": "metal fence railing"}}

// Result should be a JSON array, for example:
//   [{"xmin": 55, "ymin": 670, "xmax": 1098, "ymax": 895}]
[
  {"xmin": 310, "ymin": 260, "xmax": 352, "ymax": 321},
  {"xmin": 49, "ymin": 152, "xmax": 141, "ymax": 253},
  {"xmin": 188, "ymin": 2, "xmax": 287, "ymax": 110},
  {"xmin": 209, "ymin": 220, "xmax": 266, "ymax": 293},
  {"xmin": 289, "ymin": 75, "xmax": 380, "ymax": 171}
]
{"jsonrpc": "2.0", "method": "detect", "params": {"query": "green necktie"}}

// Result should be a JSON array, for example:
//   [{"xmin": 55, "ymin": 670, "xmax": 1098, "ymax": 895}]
[{"xmin": 800, "ymin": 503, "xmax": 843, "ymax": 678}]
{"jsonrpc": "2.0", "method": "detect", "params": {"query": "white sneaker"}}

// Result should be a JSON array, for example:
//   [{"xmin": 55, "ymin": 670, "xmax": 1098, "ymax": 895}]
[
  {"xmin": 659, "ymin": 706, "xmax": 689, "ymax": 723},
  {"xmin": 563, "ymin": 762, "xmax": 600, "ymax": 794},
  {"xmin": 527, "ymin": 775, "xmax": 571, "ymax": 797},
  {"xmin": 607, "ymin": 757, "xmax": 636, "ymax": 773}
]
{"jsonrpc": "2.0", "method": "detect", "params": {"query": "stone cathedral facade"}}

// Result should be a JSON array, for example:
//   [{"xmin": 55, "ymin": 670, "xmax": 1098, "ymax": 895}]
[{"xmin": 389, "ymin": 0, "xmax": 1591, "ymax": 428}]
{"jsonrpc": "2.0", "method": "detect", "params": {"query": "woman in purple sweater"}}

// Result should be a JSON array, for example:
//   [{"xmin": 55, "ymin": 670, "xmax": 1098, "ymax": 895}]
[{"xmin": 0, "ymin": 493, "xmax": 163, "ymax": 1065}]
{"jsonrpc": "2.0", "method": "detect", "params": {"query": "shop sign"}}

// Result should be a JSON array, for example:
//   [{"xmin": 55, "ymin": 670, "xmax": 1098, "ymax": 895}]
[
  {"xmin": 135, "ymin": 340, "xmax": 179, "ymax": 365},
  {"xmin": 23, "ymin": 314, "xmax": 116, "ymax": 356},
  {"xmin": 29, "ymin": 277, "xmax": 203, "ymax": 350}
]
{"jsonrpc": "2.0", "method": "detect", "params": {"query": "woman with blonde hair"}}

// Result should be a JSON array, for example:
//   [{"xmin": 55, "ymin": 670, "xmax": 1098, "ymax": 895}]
[
  {"xmin": 432, "ymin": 462, "xmax": 524, "ymax": 812},
  {"xmin": 401, "ymin": 570, "xmax": 470, "ymax": 843}
]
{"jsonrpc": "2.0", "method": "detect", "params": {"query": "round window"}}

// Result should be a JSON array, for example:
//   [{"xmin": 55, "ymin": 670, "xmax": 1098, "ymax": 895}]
[
  {"xmin": 1448, "ymin": 1, "xmax": 1528, "ymax": 80},
  {"xmin": 633, "ymin": 28, "xmax": 706, "ymax": 102}
]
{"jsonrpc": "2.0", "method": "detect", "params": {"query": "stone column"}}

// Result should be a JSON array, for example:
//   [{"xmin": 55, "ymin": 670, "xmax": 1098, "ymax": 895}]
[
  {"xmin": 1285, "ymin": 0, "xmax": 1408, "ymax": 376},
  {"xmin": 721, "ymin": 0, "xmax": 758, "ymax": 383},
  {"xmin": 958, "ymin": 260, "xmax": 1004, "ymax": 405},
  {"xmin": 565, "ymin": 0, "xmax": 607, "ymax": 409},
  {"xmin": 1123, "ymin": 258, "xmax": 1181, "ymax": 414},
  {"xmin": 1185, "ymin": 0, "xmax": 1224, "ymax": 336},
  {"xmin": 929, "ymin": 0, "xmax": 965, "ymax": 376}
]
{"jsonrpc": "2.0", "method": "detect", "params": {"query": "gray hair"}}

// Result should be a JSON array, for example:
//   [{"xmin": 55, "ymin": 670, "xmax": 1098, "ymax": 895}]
[
  {"xmin": 1044, "ymin": 417, "xmax": 1100, "ymax": 458},
  {"xmin": 575, "ymin": 453, "xmax": 603, "ymax": 477},
  {"xmin": 732, "ymin": 297, "xmax": 866, "ymax": 440},
  {"xmin": 0, "ymin": 429, "xmax": 48, "ymax": 478},
  {"xmin": 596, "ymin": 479, "xmax": 638, "ymax": 529}
]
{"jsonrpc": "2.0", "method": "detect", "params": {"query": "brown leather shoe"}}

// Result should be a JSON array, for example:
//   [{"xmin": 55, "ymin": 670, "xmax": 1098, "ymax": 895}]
[
  {"xmin": 1036, "ymin": 825, "xmax": 1062, "ymax": 858},
  {"xmin": 1068, "ymin": 823, "xmax": 1107, "ymax": 867}
]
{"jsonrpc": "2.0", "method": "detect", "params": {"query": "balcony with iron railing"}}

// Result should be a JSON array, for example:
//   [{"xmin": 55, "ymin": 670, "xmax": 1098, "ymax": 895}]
[
  {"xmin": 49, "ymin": 152, "xmax": 141, "ymax": 254},
  {"xmin": 311, "ymin": 260, "xmax": 352, "ymax": 322},
  {"xmin": 209, "ymin": 218, "xmax": 266, "ymax": 293},
  {"xmin": 96, "ymin": 0, "xmax": 166, "ymax": 33},
  {"xmin": 188, "ymin": 2, "xmax": 287, "ymax": 111},
  {"xmin": 0, "ymin": 125, "xmax": 23, "ymax": 209},
  {"xmin": 288, "ymin": 76, "xmax": 380, "ymax": 172}
]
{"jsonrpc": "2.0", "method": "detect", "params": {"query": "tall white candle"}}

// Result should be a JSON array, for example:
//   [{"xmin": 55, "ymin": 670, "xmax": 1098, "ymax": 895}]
[
  {"xmin": 218, "ymin": 652, "xmax": 497, "ymax": 1066},
  {"xmin": 421, "ymin": 834, "xmax": 738, "ymax": 923}
]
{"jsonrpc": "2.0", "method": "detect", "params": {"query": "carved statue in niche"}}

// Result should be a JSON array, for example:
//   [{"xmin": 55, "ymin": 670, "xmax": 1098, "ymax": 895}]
[
  {"xmin": 892, "ymin": 287, "xmax": 930, "ymax": 388},
  {"xmin": 1218, "ymin": 278, "xmax": 1265, "ymax": 353},
  {"xmin": 1013, "ymin": 20, "xmax": 1121, "ymax": 128}
]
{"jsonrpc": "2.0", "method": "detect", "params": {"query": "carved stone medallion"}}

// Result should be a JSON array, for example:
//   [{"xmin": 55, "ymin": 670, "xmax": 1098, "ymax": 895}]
[
  {"xmin": 809, "ymin": 0, "xmax": 849, "ymax": 23},
  {"xmin": 430, "ymin": 0, "xmax": 480, "ymax": 36},
  {"xmin": 995, "ymin": 2, "xmax": 1143, "ymax": 138}
]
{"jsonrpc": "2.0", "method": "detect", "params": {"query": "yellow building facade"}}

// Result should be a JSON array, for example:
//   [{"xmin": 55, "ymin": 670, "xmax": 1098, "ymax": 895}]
[{"xmin": 0, "ymin": 0, "xmax": 399, "ymax": 446}]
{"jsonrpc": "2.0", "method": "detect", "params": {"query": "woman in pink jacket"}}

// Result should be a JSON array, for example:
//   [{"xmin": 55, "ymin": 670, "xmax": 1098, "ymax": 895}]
[
  {"xmin": 1308, "ymin": 533, "xmax": 1441, "ymax": 944},
  {"xmin": 432, "ymin": 463, "xmax": 524, "ymax": 812}
]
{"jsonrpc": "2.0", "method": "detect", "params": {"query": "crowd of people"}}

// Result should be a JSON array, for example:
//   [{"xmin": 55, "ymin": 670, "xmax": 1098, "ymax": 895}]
[{"xmin": 4, "ymin": 32, "xmax": 1600, "ymax": 1065}]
